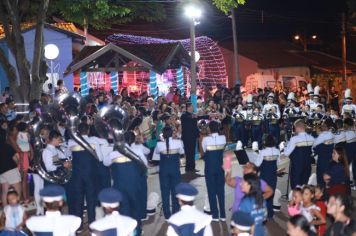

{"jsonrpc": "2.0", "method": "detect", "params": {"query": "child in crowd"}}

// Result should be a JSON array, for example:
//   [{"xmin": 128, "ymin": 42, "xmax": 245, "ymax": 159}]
[
  {"xmin": 314, "ymin": 185, "xmax": 326, "ymax": 236},
  {"xmin": 0, "ymin": 190, "xmax": 27, "ymax": 232},
  {"xmin": 16, "ymin": 122, "xmax": 32, "ymax": 202},
  {"xmin": 288, "ymin": 187, "xmax": 303, "ymax": 216},
  {"xmin": 300, "ymin": 185, "xmax": 326, "ymax": 233}
]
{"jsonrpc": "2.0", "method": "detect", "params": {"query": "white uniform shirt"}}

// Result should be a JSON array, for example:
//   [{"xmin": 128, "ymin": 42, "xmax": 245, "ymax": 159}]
[
  {"xmin": 254, "ymin": 147, "xmax": 281, "ymax": 167},
  {"xmin": 284, "ymin": 132, "xmax": 315, "ymax": 156},
  {"xmin": 167, "ymin": 205, "xmax": 213, "ymax": 236},
  {"xmin": 67, "ymin": 135, "xmax": 107, "ymax": 160},
  {"xmin": 345, "ymin": 129, "xmax": 356, "ymax": 143},
  {"xmin": 262, "ymin": 103, "xmax": 281, "ymax": 118},
  {"xmin": 154, "ymin": 137, "xmax": 184, "ymax": 156},
  {"xmin": 130, "ymin": 143, "xmax": 150, "ymax": 166},
  {"xmin": 201, "ymin": 133, "xmax": 226, "ymax": 153},
  {"xmin": 341, "ymin": 104, "xmax": 356, "ymax": 115},
  {"xmin": 334, "ymin": 130, "xmax": 346, "ymax": 144},
  {"xmin": 312, "ymin": 131, "xmax": 334, "ymax": 148},
  {"xmin": 26, "ymin": 211, "xmax": 81, "ymax": 236},
  {"xmin": 42, "ymin": 144, "xmax": 67, "ymax": 172},
  {"xmin": 89, "ymin": 211, "xmax": 137, "ymax": 236}
]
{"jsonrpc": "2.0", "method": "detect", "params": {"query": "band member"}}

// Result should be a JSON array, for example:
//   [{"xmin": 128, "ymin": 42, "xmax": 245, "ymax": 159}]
[
  {"xmin": 312, "ymin": 119, "xmax": 334, "ymax": 186},
  {"xmin": 89, "ymin": 188, "xmax": 137, "ymax": 236},
  {"xmin": 245, "ymin": 94, "xmax": 254, "ymax": 147},
  {"xmin": 231, "ymin": 211, "xmax": 254, "ymax": 236},
  {"xmin": 154, "ymin": 126, "xmax": 185, "ymax": 219},
  {"xmin": 284, "ymin": 119, "xmax": 314, "ymax": 189},
  {"xmin": 202, "ymin": 120, "xmax": 227, "ymax": 221},
  {"xmin": 42, "ymin": 130, "xmax": 71, "ymax": 186},
  {"xmin": 334, "ymin": 119, "xmax": 346, "ymax": 147},
  {"xmin": 284, "ymin": 92, "xmax": 300, "ymax": 140},
  {"xmin": 26, "ymin": 184, "xmax": 81, "ymax": 236},
  {"xmin": 341, "ymin": 89, "xmax": 356, "ymax": 117},
  {"xmin": 251, "ymin": 107, "xmax": 264, "ymax": 148},
  {"xmin": 66, "ymin": 123, "xmax": 106, "ymax": 228},
  {"xmin": 167, "ymin": 183, "xmax": 213, "ymax": 236},
  {"xmin": 103, "ymin": 131, "xmax": 144, "ymax": 235},
  {"xmin": 232, "ymin": 104, "xmax": 246, "ymax": 146},
  {"xmin": 266, "ymin": 105, "xmax": 281, "ymax": 144},
  {"xmin": 254, "ymin": 135, "xmax": 280, "ymax": 219},
  {"xmin": 310, "ymin": 86, "xmax": 324, "ymax": 112}
]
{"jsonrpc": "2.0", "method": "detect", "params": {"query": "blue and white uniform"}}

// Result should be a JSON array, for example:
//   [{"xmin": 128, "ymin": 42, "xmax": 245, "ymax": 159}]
[
  {"xmin": 90, "ymin": 211, "xmax": 137, "ymax": 236},
  {"xmin": 42, "ymin": 144, "xmax": 67, "ymax": 173},
  {"xmin": 154, "ymin": 138, "xmax": 184, "ymax": 219},
  {"xmin": 341, "ymin": 104, "xmax": 356, "ymax": 116},
  {"xmin": 334, "ymin": 129, "xmax": 346, "ymax": 146},
  {"xmin": 254, "ymin": 147, "xmax": 280, "ymax": 219},
  {"xmin": 95, "ymin": 137, "xmax": 110, "ymax": 192},
  {"xmin": 313, "ymin": 131, "xmax": 334, "ymax": 186},
  {"xmin": 167, "ymin": 205, "xmax": 213, "ymax": 236},
  {"xmin": 167, "ymin": 182, "xmax": 212, "ymax": 236},
  {"xmin": 202, "ymin": 133, "xmax": 226, "ymax": 220},
  {"xmin": 26, "ymin": 211, "xmax": 81, "ymax": 236},
  {"xmin": 66, "ymin": 135, "xmax": 106, "ymax": 224},
  {"xmin": 103, "ymin": 145, "xmax": 144, "ymax": 234},
  {"xmin": 284, "ymin": 132, "xmax": 314, "ymax": 189}
]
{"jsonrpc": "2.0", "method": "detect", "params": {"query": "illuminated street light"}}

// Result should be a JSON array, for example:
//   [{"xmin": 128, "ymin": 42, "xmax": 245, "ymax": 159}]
[
  {"xmin": 311, "ymin": 35, "xmax": 317, "ymax": 39},
  {"xmin": 44, "ymin": 44, "xmax": 59, "ymax": 100},
  {"xmin": 184, "ymin": 4, "xmax": 201, "ymax": 112},
  {"xmin": 294, "ymin": 35, "xmax": 300, "ymax": 40}
]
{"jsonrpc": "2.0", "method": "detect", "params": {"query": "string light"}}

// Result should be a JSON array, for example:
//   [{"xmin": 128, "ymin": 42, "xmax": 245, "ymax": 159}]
[
  {"xmin": 149, "ymin": 70, "xmax": 158, "ymax": 101},
  {"xmin": 111, "ymin": 72, "xmax": 118, "ymax": 94},
  {"xmin": 80, "ymin": 72, "xmax": 89, "ymax": 96},
  {"xmin": 106, "ymin": 34, "xmax": 227, "ymax": 91}
]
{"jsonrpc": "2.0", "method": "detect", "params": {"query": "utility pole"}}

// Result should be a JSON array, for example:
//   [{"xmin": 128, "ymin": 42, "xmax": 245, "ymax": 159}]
[
  {"xmin": 189, "ymin": 15, "xmax": 198, "ymax": 112},
  {"xmin": 341, "ymin": 12, "xmax": 347, "ymax": 89},
  {"xmin": 231, "ymin": 8, "xmax": 240, "ymax": 85}
]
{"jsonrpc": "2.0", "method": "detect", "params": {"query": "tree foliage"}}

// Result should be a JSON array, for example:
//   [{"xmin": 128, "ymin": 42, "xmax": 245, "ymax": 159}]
[{"xmin": 212, "ymin": 0, "xmax": 246, "ymax": 15}]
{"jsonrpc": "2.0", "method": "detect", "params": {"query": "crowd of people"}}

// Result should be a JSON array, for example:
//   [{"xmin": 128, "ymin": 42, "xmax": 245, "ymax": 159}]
[{"xmin": 0, "ymin": 80, "xmax": 355, "ymax": 236}]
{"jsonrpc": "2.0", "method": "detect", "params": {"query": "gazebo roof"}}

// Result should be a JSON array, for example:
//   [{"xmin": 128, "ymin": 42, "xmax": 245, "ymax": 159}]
[{"xmin": 64, "ymin": 42, "xmax": 190, "ymax": 76}]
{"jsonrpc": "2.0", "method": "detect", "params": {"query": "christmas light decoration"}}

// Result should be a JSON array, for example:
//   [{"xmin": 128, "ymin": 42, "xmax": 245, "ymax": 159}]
[
  {"xmin": 80, "ymin": 72, "xmax": 89, "ymax": 96},
  {"xmin": 176, "ymin": 67, "xmax": 184, "ymax": 95},
  {"xmin": 106, "ymin": 34, "xmax": 227, "ymax": 90},
  {"xmin": 149, "ymin": 70, "xmax": 158, "ymax": 101},
  {"xmin": 110, "ymin": 72, "xmax": 118, "ymax": 94}
]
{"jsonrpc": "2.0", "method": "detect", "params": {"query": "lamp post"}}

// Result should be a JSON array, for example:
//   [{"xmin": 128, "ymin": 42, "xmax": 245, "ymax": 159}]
[
  {"xmin": 185, "ymin": 4, "xmax": 201, "ymax": 112},
  {"xmin": 44, "ymin": 44, "xmax": 59, "ymax": 101},
  {"xmin": 294, "ymin": 33, "xmax": 318, "ymax": 52}
]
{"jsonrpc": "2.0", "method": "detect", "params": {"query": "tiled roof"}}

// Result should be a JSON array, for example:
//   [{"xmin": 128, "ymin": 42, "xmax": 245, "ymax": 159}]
[{"xmin": 0, "ymin": 22, "xmax": 83, "ymax": 40}]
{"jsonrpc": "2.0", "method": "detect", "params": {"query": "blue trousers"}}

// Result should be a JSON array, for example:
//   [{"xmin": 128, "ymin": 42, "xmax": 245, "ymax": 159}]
[
  {"xmin": 259, "ymin": 160, "xmax": 277, "ymax": 218},
  {"xmin": 159, "ymin": 153, "xmax": 181, "ymax": 219},
  {"xmin": 345, "ymin": 142, "xmax": 356, "ymax": 183},
  {"xmin": 139, "ymin": 173, "xmax": 148, "ymax": 219},
  {"xmin": 111, "ymin": 161, "xmax": 142, "ymax": 235},
  {"xmin": 314, "ymin": 144, "xmax": 333, "ymax": 186},
  {"xmin": 252, "ymin": 125, "xmax": 263, "ymax": 147},
  {"xmin": 97, "ymin": 162, "xmax": 111, "ymax": 192},
  {"xmin": 290, "ymin": 147, "xmax": 312, "ymax": 189},
  {"xmin": 204, "ymin": 150, "xmax": 225, "ymax": 219},
  {"xmin": 268, "ymin": 123, "xmax": 280, "ymax": 144},
  {"xmin": 66, "ymin": 151, "xmax": 98, "ymax": 224},
  {"xmin": 233, "ymin": 122, "xmax": 246, "ymax": 146}
]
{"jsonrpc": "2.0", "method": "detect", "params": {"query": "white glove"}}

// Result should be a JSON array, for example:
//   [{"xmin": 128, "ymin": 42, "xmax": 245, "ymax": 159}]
[{"xmin": 279, "ymin": 141, "xmax": 286, "ymax": 151}]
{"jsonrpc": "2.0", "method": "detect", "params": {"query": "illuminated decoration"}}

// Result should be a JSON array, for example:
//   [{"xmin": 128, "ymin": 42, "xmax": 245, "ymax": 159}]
[
  {"xmin": 80, "ymin": 72, "xmax": 89, "ymax": 96},
  {"xmin": 106, "ymin": 34, "xmax": 227, "ymax": 89},
  {"xmin": 176, "ymin": 67, "xmax": 184, "ymax": 95},
  {"xmin": 110, "ymin": 72, "xmax": 118, "ymax": 94},
  {"xmin": 149, "ymin": 70, "xmax": 158, "ymax": 101}
]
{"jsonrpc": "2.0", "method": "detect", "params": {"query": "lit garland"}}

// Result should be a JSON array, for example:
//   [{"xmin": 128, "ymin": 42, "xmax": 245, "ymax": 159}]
[
  {"xmin": 106, "ymin": 34, "xmax": 227, "ymax": 91},
  {"xmin": 176, "ymin": 67, "xmax": 184, "ymax": 95},
  {"xmin": 80, "ymin": 72, "xmax": 89, "ymax": 96},
  {"xmin": 149, "ymin": 70, "xmax": 158, "ymax": 101},
  {"xmin": 110, "ymin": 72, "xmax": 118, "ymax": 94}
]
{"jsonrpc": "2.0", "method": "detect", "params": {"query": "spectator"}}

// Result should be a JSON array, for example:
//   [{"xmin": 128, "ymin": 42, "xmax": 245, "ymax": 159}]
[{"xmin": 287, "ymin": 215, "xmax": 316, "ymax": 236}]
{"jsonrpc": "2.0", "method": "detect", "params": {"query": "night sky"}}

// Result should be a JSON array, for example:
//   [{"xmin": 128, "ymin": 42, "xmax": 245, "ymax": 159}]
[{"xmin": 91, "ymin": 0, "xmax": 352, "ymax": 58}]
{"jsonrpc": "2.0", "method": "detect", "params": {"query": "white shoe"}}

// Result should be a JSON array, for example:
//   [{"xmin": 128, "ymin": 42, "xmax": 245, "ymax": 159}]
[
  {"xmin": 212, "ymin": 218, "xmax": 219, "ymax": 222},
  {"xmin": 220, "ymin": 218, "xmax": 226, "ymax": 222}
]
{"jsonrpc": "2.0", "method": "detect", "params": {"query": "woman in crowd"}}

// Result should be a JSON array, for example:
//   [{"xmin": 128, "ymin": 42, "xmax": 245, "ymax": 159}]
[
  {"xmin": 323, "ymin": 146, "xmax": 350, "ymax": 195},
  {"xmin": 325, "ymin": 194, "xmax": 356, "ymax": 236},
  {"xmin": 239, "ymin": 173, "xmax": 267, "ymax": 236},
  {"xmin": 287, "ymin": 215, "xmax": 316, "ymax": 236}
]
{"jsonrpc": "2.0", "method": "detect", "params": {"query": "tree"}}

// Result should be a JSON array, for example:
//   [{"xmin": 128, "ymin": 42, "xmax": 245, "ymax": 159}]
[
  {"xmin": 0, "ymin": 0, "xmax": 49, "ymax": 102},
  {"xmin": 0, "ymin": 0, "xmax": 165, "ymax": 102},
  {"xmin": 51, "ymin": 0, "xmax": 166, "ymax": 44},
  {"xmin": 211, "ymin": 0, "xmax": 246, "ymax": 15}
]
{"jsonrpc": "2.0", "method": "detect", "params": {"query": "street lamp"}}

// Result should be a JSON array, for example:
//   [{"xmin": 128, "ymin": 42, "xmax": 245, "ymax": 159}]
[
  {"xmin": 44, "ymin": 44, "xmax": 59, "ymax": 101},
  {"xmin": 185, "ymin": 4, "xmax": 201, "ymax": 112},
  {"xmin": 293, "ymin": 33, "xmax": 318, "ymax": 52}
]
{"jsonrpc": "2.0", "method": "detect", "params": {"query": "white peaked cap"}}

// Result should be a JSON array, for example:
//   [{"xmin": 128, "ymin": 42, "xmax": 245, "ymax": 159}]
[
  {"xmin": 345, "ymin": 88, "xmax": 352, "ymax": 100},
  {"xmin": 252, "ymin": 141, "xmax": 259, "ymax": 151},
  {"xmin": 307, "ymin": 83, "xmax": 313, "ymax": 93},
  {"xmin": 268, "ymin": 93, "xmax": 274, "ymax": 98},
  {"xmin": 308, "ymin": 173, "xmax": 317, "ymax": 186},
  {"xmin": 247, "ymin": 94, "xmax": 253, "ymax": 103},
  {"xmin": 287, "ymin": 92, "xmax": 295, "ymax": 101},
  {"xmin": 314, "ymin": 86, "xmax": 320, "ymax": 96},
  {"xmin": 236, "ymin": 141, "xmax": 243, "ymax": 151}
]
